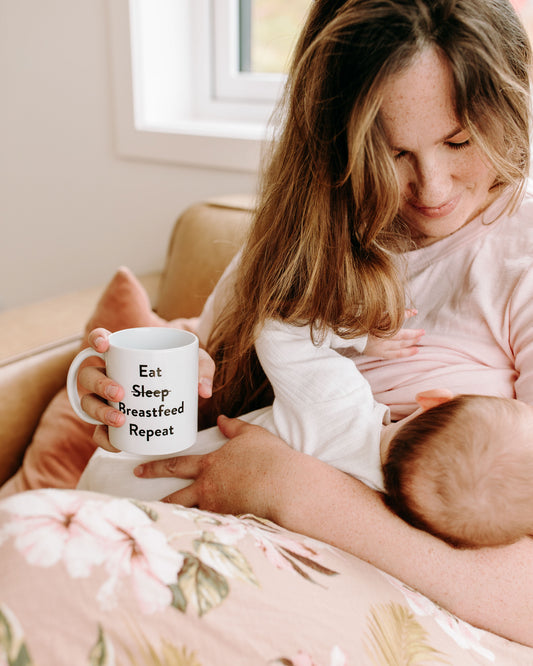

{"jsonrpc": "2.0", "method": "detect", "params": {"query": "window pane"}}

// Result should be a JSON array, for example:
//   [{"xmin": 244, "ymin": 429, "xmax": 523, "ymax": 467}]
[
  {"xmin": 240, "ymin": 1, "xmax": 533, "ymax": 76},
  {"xmin": 241, "ymin": 0, "xmax": 312, "ymax": 74}
]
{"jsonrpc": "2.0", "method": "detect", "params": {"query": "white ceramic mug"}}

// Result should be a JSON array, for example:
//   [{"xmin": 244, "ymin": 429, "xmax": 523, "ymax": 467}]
[{"xmin": 67, "ymin": 327, "xmax": 199, "ymax": 455}]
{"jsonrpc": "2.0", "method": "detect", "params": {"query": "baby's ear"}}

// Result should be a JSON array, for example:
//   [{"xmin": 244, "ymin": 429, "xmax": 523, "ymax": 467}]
[{"xmin": 415, "ymin": 388, "xmax": 454, "ymax": 412}]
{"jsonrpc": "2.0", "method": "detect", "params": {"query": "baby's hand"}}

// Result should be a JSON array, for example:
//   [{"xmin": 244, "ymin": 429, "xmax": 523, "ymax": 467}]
[{"xmin": 364, "ymin": 309, "xmax": 424, "ymax": 359}]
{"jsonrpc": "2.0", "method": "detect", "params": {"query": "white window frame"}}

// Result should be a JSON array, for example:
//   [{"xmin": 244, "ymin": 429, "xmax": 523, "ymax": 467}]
[
  {"xmin": 107, "ymin": 0, "xmax": 286, "ymax": 173},
  {"xmin": 211, "ymin": 0, "xmax": 285, "ymax": 104}
]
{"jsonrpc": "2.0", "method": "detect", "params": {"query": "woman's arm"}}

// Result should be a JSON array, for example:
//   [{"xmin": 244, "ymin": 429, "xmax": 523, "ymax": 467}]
[{"xmin": 136, "ymin": 416, "xmax": 533, "ymax": 647}]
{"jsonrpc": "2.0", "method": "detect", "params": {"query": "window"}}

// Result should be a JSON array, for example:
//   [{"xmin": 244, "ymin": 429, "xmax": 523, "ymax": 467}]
[
  {"xmin": 107, "ymin": 0, "xmax": 311, "ymax": 172},
  {"xmin": 112, "ymin": 0, "xmax": 530, "ymax": 173},
  {"xmin": 212, "ymin": 0, "xmax": 310, "ymax": 105}
]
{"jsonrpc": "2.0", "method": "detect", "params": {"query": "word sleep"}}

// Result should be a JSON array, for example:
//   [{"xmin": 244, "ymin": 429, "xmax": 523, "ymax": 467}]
[{"xmin": 132, "ymin": 384, "xmax": 171, "ymax": 401}]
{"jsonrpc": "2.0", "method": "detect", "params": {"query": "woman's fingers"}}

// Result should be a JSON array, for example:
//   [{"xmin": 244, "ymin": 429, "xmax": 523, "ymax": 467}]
[
  {"xmin": 80, "ymin": 392, "xmax": 125, "ymax": 427},
  {"xmin": 198, "ymin": 348, "xmax": 215, "ymax": 398},
  {"xmin": 161, "ymin": 483, "xmax": 200, "ymax": 507},
  {"xmin": 85, "ymin": 327, "xmax": 214, "ymax": 401},
  {"xmin": 216, "ymin": 414, "xmax": 249, "ymax": 438},
  {"xmin": 134, "ymin": 454, "xmax": 208, "ymax": 507},
  {"xmin": 92, "ymin": 425, "xmax": 121, "ymax": 452},
  {"xmin": 134, "ymin": 454, "xmax": 203, "ymax": 479},
  {"xmin": 87, "ymin": 327, "xmax": 111, "ymax": 352},
  {"xmin": 78, "ymin": 366, "xmax": 125, "ymax": 403}
]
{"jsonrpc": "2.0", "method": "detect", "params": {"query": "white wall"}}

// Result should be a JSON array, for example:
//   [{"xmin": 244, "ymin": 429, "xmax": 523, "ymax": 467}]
[{"xmin": 0, "ymin": 0, "xmax": 257, "ymax": 310}]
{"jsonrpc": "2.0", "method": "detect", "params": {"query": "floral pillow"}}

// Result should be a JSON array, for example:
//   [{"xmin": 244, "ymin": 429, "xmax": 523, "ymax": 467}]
[{"xmin": 1, "ymin": 488, "xmax": 530, "ymax": 666}]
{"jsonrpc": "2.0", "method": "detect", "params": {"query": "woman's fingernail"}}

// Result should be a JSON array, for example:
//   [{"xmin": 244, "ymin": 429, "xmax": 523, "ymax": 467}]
[
  {"xmin": 106, "ymin": 385, "xmax": 120, "ymax": 400},
  {"xmin": 108, "ymin": 411, "xmax": 123, "ymax": 426},
  {"xmin": 94, "ymin": 336, "xmax": 106, "ymax": 349},
  {"xmin": 199, "ymin": 377, "xmax": 213, "ymax": 396},
  {"xmin": 134, "ymin": 465, "xmax": 145, "ymax": 476}
]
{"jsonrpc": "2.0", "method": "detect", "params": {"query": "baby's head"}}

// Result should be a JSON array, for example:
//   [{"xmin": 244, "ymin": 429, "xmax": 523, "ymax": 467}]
[{"xmin": 382, "ymin": 394, "xmax": 533, "ymax": 548}]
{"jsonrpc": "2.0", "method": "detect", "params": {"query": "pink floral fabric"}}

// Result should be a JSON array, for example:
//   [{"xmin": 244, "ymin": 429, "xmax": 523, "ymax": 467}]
[{"xmin": 1, "ymin": 489, "xmax": 532, "ymax": 666}]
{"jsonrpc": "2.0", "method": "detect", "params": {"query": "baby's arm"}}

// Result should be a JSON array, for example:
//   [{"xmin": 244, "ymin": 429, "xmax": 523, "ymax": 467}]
[{"xmin": 254, "ymin": 320, "xmax": 387, "ymax": 488}]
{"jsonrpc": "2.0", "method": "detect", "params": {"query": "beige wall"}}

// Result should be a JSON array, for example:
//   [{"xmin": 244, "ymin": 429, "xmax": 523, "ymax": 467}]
[{"xmin": 0, "ymin": 0, "xmax": 257, "ymax": 310}]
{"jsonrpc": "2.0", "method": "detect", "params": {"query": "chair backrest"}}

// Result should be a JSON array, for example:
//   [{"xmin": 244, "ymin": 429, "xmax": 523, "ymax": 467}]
[{"xmin": 155, "ymin": 196, "xmax": 253, "ymax": 320}]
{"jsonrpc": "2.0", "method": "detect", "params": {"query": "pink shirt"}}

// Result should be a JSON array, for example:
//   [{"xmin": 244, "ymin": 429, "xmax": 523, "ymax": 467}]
[{"xmin": 355, "ymin": 184, "xmax": 533, "ymax": 419}]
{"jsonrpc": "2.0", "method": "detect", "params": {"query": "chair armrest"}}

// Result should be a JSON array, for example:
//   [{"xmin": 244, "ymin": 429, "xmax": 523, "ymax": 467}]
[{"xmin": 0, "ymin": 340, "xmax": 81, "ymax": 485}]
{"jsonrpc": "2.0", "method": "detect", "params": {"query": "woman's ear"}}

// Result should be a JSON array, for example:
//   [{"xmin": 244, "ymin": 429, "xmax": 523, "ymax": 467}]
[{"xmin": 415, "ymin": 388, "xmax": 454, "ymax": 412}]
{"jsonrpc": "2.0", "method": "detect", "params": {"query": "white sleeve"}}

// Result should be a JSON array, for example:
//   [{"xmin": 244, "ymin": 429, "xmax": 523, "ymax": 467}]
[{"xmin": 254, "ymin": 320, "xmax": 388, "ymax": 490}]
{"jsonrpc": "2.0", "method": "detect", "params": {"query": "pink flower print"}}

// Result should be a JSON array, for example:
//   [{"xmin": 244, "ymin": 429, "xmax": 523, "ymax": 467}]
[
  {"xmin": 254, "ymin": 532, "xmax": 296, "ymax": 571},
  {"xmin": 95, "ymin": 499, "xmax": 183, "ymax": 613},
  {"xmin": 203, "ymin": 518, "xmax": 248, "ymax": 546},
  {"xmin": 329, "ymin": 646, "xmax": 348, "ymax": 666},
  {"xmin": 207, "ymin": 514, "xmax": 332, "ymax": 577},
  {"xmin": 0, "ymin": 490, "xmax": 106, "ymax": 577},
  {"xmin": 434, "ymin": 613, "xmax": 495, "ymax": 662},
  {"xmin": 0, "ymin": 491, "xmax": 184, "ymax": 614},
  {"xmin": 251, "ymin": 528, "xmax": 329, "ymax": 576},
  {"xmin": 168, "ymin": 509, "xmax": 337, "ymax": 584}
]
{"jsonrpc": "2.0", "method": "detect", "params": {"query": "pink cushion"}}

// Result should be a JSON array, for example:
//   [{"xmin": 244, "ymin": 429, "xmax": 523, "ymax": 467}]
[
  {"xmin": 1, "ymin": 488, "xmax": 529, "ymax": 663},
  {"xmin": 0, "ymin": 267, "xmax": 167, "ymax": 498}
]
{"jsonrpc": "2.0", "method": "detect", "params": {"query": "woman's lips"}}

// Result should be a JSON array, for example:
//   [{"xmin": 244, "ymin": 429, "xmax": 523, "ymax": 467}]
[{"xmin": 408, "ymin": 195, "xmax": 460, "ymax": 218}]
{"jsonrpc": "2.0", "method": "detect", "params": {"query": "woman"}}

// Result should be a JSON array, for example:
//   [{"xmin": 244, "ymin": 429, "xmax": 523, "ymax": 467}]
[{"xmin": 80, "ymin": 0, "xmax": 533, "ymax": 645}]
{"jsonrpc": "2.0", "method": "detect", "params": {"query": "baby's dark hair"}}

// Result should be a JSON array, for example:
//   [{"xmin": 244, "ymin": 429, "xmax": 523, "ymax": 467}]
[{"xmin": 383, "ymin": 395, "xmax": 533, "ymax": 548}]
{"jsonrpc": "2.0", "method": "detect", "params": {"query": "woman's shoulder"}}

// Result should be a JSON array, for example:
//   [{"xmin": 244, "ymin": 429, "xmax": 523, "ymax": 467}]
[
  {"xmin": 512, "ymin": 179, "xmax": 533, "ymax": 225},
  {"xmin": 493, "ymin": 183, "xmax": 533, "ymax": 248}
]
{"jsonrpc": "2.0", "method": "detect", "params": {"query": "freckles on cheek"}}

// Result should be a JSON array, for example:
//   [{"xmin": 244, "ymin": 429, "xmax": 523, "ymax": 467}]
[
  {"xmin": 460, "ymin": 144, "xmax": 494, "ymax": 181},
  {"xmin": 464, "ymin": 161, "xmax": 496, "ymax": 193}
]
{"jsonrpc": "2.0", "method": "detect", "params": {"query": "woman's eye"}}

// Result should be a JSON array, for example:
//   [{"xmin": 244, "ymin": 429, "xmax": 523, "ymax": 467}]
[
  {"xmin": 447, "ymin": 139, "xmax": 470, "ymax": 150},
  {"xmin": 393, "ymin": 150, "xmax": 407, "ymax": 160}
]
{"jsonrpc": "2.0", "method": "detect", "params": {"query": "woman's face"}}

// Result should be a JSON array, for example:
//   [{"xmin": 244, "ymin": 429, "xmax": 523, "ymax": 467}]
[{"xmin": 380, "ymin": 48, "xmax": 497, "ymax": 246}]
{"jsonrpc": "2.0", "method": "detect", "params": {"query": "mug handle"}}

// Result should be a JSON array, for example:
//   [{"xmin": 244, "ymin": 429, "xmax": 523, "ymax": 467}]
[{"xmin": 66, "ymin": 347, "xmax": 106, "ymax": 425}]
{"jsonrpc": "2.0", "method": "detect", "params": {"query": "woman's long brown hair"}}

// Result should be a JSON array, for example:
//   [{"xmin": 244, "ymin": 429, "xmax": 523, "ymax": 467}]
[{"xmin": 205, "ymin": 0, "xmax": 531, "ymax": 423}]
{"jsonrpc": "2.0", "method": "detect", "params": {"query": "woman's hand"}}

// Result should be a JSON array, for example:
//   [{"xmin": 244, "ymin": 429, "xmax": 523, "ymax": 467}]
[
  {"xmin": 134, "ymin": 416, "xmax": 362, "ymax": 531},
  {"xmin": 364, "ymin": 309, "xmax": 424, "ymax": 359},
  {"xmin": 133, "ymin": 416, "xmax": 295, "ymax": 517},
  {"xmin": 78, "ymin": 326, "xmax": 215, "ymax": 452}
]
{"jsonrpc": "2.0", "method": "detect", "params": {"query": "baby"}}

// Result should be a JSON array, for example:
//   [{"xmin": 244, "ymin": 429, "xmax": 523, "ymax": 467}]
[{"xmin": 383, "ymin": 393, "xmax": 533, "ymax": 548}]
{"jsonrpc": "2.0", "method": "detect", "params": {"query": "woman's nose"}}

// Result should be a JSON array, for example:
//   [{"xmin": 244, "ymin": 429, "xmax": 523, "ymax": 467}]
[{"xmin": 409, "ymin": 155, "xmax": 451, "ymax": 205}]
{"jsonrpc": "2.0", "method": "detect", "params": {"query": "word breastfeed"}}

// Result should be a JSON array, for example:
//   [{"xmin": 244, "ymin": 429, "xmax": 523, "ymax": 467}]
[{"xmin": 117, "ymin": 364, "xmax": 185, "ymax": 442}]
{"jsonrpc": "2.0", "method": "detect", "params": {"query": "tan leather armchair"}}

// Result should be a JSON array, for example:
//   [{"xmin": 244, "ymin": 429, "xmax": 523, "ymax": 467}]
[{"xmin": 0, "ymin": 195, "xmax": 253, "ymax": 486}]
